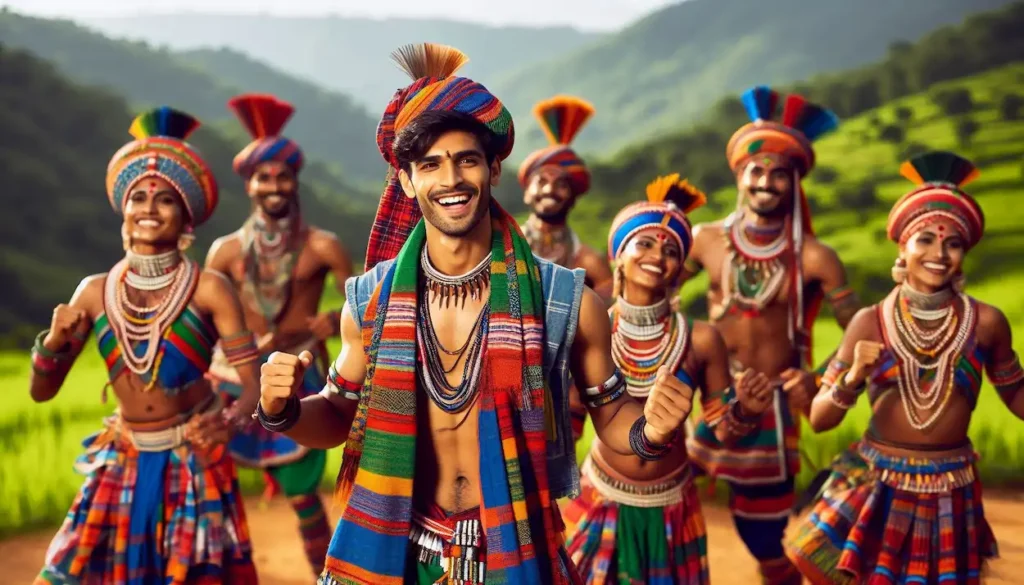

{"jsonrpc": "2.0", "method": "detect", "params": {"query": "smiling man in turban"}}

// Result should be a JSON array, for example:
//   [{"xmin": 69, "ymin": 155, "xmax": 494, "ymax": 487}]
[{"xmin": 253, "ymin": 43, "xmax": 700, "ymax": 585}]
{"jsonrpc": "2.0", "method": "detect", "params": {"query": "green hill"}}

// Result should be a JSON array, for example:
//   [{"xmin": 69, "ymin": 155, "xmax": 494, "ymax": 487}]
[
  {"xmin": 490, "ymin": 0, "xmax": 1017, "ymax": 155},
  {"xmin": 0, "ymin": 43, "xmax": 375, "ymax": 340},
  {"xmin": 81, "ymin": 13, "xmax": 602, "ymax": 111},
  {"xmin": 0, "ymin": 10, "xmax": 385, "ymax": 185}
]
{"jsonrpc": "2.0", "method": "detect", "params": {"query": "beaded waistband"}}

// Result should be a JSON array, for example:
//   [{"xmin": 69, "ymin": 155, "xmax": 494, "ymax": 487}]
[
  {"xmin": 118, "ymin": 393, "xmax": 222, "ymax": 452},
  {"xmin": 859, "ymin": 437, "xmax": 977, "ymax": 493},
  {"xmin": 583, "ymin": 449, "xmax": 693, "ymax": 508},
  {"xmin": 410, "ymin": 506, "xmax": 485, "ymax": 584}
]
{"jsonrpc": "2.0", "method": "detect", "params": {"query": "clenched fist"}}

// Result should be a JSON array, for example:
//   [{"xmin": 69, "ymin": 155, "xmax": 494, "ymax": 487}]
[
  {"xmin": 779, "ymin": 367, "xmax": 817, "ymax": 411},
  {"xmin": 45, "ymin": 304, "xmax": 86, "ymax": 350},
  {"xmin": 735, "ymin": 368, "xmax": 773, "ymax": 415},
  {"xmin": 260, "ymin": 350, "xmax": 313, "ymax": 415},
  {"xmin": 643, "ymin": 365, "xmax": 696, "ymax": 445},
  {"xmin": 850, "ymin": 340, "xmax": 885, "ymax": 383}
]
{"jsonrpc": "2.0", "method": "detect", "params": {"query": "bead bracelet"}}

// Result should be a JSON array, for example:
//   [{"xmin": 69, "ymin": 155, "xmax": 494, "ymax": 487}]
[
  {"xmin": 254, "ymin": 394, "xmax": 301, "ymax": 433},
  {"xmin": 629, "ymin": 415, "xmax": 672, "ymax": 461}
]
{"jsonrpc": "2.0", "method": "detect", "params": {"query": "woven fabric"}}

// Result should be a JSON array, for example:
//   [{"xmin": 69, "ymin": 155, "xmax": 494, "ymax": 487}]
[
  {"xmin": 233, "ymin": 136, "xmax": 304, "ymax": 177},
  {"xmin": 563, "ymin": 461, "xmax": 708, "ymax": 585},
  {"xmin": 321, "ymin": 200, "xmax": 578, "ymax": 585},
  {"xmin": 365, "ymin": 75, "xmax": 514, "ymax": 271},
  {"xmin": 35, "ymin": 418, "xmax": 256, "ymax": 584},
  {"xmin": 886, "ymin": 187, "xmax": 985, "ymax": 249},
  {"xmin": 785, "ymin": 441, "xmax": 997, "ymax": 585},
  {"xmin": 518, "ymin": 144, "xmax": 590, "ymax": 196}
]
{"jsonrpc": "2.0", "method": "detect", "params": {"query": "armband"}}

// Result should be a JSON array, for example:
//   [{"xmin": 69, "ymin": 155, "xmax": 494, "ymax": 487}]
[
  {"xmin": 581, "ymin": 369, "xmax": 627, "ymax": 408},
  {"xmin": 221, "ymin": 331, "xmax": 259, "ymax": 367},
  {"xmin": 326, "ymin": 362, "xmax": 363, "ymax": 400}
]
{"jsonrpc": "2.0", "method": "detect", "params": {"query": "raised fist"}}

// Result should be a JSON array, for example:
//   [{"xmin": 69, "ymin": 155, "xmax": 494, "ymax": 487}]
[
  {"xmin": 850, "ymin": 340, "xmax": 885, "ymax": 381},
  {"xmin": 735, "ymin": 367, "xmax": 773, "ymax": 415},
  {"xmin": 45, "ymin": 304, "xmax": 86, "ymax": 350},
  {"xmin": 643, "ymin": 366, "xmax": 695, "ymax": 445},
  {"xmin": 260, "ymin": 350, "xmax": 313, "ymax": 415}
]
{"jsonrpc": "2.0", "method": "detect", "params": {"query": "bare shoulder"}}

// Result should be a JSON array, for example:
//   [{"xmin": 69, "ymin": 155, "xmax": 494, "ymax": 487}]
[
  {"xmin": 206, "ymin": 230, "xmax": 244, "ymax": 268},
  {"xmin": 575, "ymin": 244, "xmax": 611, "ymax": 275},
  {"xmin": 71, "ymin": 273, "xmax": 107, "ymax": 311},
  {"xmin": 194, "ymin": 268, "xmax": 237, "ymax": 303},
  {"xmin": 575, "ymin": 285, "xmax": 612, "ymax": 342},
  {"xmin": 690, "ymin": 220, "xmax": 725, "ymax": 254},
  {"xmin": 307, "ymin": 227, "xmax": 343, "ymax": 252},
  {"xmin": 801, "ymin": 236, "xmax": 842, "ymax": 266},
  {"xmin": 846, "ymin": 304, "xmax": 882, "ymax": 340},
  {"xmin": 690, "ymin": 319, "xmax": 725, "ymax": 350},
  {"xmin": 974, "ymin": 298, "xmax": 1011, "ymax": 339}
]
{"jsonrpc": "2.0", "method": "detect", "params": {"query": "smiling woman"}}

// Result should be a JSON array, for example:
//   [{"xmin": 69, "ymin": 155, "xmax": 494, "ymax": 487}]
[{"xmin": 27, "ymin": 106, "xmax": 262, "ymax": 584}]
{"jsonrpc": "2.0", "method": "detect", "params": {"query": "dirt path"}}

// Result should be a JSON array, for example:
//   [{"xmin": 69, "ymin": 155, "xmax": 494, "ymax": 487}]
[{"xmin": 3, "ymin": 492, "xmax": 1023, "ymax": 584}]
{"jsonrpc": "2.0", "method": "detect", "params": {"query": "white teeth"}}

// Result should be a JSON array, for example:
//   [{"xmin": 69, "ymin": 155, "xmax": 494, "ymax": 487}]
[
  {"xmin": 438, "ymin": 194, "xmax": 470, "ymax": 205},
  {"xmin": 923, "ymin": 262, "xmax": 947, "ymax": 270},
  {"xmin": 640, "ymin": 265, "xmax": 663, "ymax": 274},
  {"xmin": 137, "ymin": 219, "xmax": 160, "ymax": 227}
]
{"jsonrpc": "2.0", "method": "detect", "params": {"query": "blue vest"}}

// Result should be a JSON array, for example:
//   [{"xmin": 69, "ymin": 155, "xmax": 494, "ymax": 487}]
[{"xmin": 345, "ymin": 255, "xmax": 587, "ymax": 499}]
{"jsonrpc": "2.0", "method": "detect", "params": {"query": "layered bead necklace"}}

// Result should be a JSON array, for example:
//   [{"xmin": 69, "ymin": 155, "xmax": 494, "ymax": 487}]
[
  {"xmin": 718, "ymin": 212, "xmax": 789, "ymax": 316},
  {"xmin": 882, "ymin": 283, "xmax": 973, "ymax": 430},
  {"xmin": 243, "ymin": 212, "xmax": 304, "ymax": 326},
  {"xmin": 104, "ymin": 249, "xmax": 199, "ymax": 385},
  {"xmin": 611, "ymin": 296, "xmax": 689, "ymax": 398},
  {"xmin": 523, "ymin": 216, "xmax": 577, "ymax": 267},
  {"xmin": 417, "ymin": 247, "xmax": 491, "ymax": 412}
]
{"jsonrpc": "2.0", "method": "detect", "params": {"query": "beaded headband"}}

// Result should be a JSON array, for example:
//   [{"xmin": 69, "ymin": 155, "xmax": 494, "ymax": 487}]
[
  {"xmin": 608, "ymin": 174, "xmax": 707, "ymax": 262},
  {"xmin": 106, "ymin": 107, "xmax": 218, "ymax": 226}
]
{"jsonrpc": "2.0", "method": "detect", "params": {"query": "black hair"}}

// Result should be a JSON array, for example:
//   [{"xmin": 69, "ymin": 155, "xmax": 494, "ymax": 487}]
[{"xmin": 392, "ymin": 110, "xmax": 499, "ymax": 173}]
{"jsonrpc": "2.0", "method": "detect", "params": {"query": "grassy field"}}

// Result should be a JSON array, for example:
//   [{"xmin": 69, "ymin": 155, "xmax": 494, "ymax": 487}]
[{"xmin": 4, "ymin": 64, "xmax": 1024, "ymax": 538}]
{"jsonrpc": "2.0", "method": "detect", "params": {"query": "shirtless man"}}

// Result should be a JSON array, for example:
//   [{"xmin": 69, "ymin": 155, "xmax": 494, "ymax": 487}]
[
  {"xmin": 205, "ymin": 93, "xmax": 353, "ymax": 577},
  {"xmin": 254, "ymin": 43, "xmax": 696, "ymax": 585},
  {"xmin": 519, "ymin": 95, "xmax": 614, "ymax": 301},
  {"xmin": 683, "ymin": 86, "xmax": 861, "ymax": 585}
]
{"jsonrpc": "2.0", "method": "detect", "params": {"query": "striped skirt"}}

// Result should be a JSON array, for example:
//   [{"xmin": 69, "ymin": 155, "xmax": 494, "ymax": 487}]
[
  {"xmin": 563, "ymin": 450, "xmax": 708, "ymax": 585},
  {"xmin": 785, "ymin": 438, "xmax": 997, "ymax": 585},
  {"xmin": 35, "ymin": 406, "xmax": 258, "ymax": 584}
]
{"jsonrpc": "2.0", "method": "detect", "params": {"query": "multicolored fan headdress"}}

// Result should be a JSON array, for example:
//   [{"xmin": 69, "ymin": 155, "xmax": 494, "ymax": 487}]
[
  {"xmin": 887, "ymin": 151, "xmax": 984, "ymax": 249},
  {"xmin": 517, "ymin": 95, "xmax": 594, "ymax": 196},
  {"xmin": 726, "ymin": 86, "xmax": 839, "ymax": 176},
  {"xmin": 608, "ymin": 174, "xmax": 707, "ymax": 264},
  {"xmin": 227, "ymin": 93, "xmax": 304, "ymax": 178},
  {"xmin": 106, "ymin": 106, "xmax": 218, "ymax": 226},
  {"xmin": 365, "ymin": 42, "xmax": 515, "ymax": 270}
]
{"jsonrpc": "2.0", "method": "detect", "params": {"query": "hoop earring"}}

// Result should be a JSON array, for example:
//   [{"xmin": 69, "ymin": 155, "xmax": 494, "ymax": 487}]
[
  {"xmin": 178, "ymin": 226, "xmax": 195, "ymax": 252},
  {"xmin": 891, "ymin": 257, "xmax": 907, "ymax": 284}
]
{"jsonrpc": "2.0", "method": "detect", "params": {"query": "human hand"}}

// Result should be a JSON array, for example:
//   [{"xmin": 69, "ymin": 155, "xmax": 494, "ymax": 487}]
[
  {"xmin": 780, "ymin": 368, "xmax": 817, "ymax": 411},
  {"xmin": 643, "ymin": 366, "xmax": 695, "ymax": 446},
  {"xmin": 45, "ymin": 304, "xmax": 86, "ymax": 350},
  {"xmin": 735, "ymin": 368, "xmax": 774, "ymax": 415},
  {"xmin": 259, "ymin": 350, "xmax": 313, "ymax": 415}
]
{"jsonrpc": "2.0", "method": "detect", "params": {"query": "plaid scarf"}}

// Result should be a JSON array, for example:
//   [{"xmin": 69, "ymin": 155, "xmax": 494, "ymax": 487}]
[{"xmin": 324, "ymin": 200, "xmax": 575, "ymax": 584}]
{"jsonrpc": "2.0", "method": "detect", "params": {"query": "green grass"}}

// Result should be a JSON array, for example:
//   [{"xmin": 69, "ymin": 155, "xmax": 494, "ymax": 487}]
[{"xmin": 5, "ymin": 65, "xmax": 1024, "ymax": 538}]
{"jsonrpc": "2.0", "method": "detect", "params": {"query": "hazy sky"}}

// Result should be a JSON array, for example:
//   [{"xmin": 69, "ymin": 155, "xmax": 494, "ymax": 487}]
[{"xmin": 1, "ymin": 0, "xmax": 678, "ymax": 30}]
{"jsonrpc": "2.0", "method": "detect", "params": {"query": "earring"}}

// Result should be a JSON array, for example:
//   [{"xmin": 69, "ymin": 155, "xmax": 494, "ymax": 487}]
[
  {"xmin": 953, "ymin": 273, "xmax": 966, "ymax": 293},
  {"xmin": 178, "ymin": 226, "xmax": 195, "ymax": 252},
  {"xmin": 891, "ymin": 257, "xmax": 907, "ymax": 284}
]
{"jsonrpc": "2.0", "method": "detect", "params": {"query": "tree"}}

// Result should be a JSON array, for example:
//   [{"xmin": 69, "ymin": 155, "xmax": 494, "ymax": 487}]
[
  {"xmin": 813, "ymin": 166, "xmax": 839, "ymax": 185},
  {"xmin": 894, "ymin": 106, "xmax": 914, "ymax": 126},
  {"xmin": 955, "ymin": 117, "xmax": 980, "ymax": 149},
  {"xmin": 931, "ymin": 88, "xmax": 974, "ymax": 116},
  {"xmin": 836, "ymin": 180, "xmax": 880, "ymax": 214},
  {"xmin": 1000, "ymin": 93, "xmax": 1024, "ymax": 121},
  {"xmin": 878, "ymin": 123, "xmax": 905, "ymax": 145}
]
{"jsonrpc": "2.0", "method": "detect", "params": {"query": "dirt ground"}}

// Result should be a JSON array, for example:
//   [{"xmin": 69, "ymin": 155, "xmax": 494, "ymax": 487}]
[{"xmin": 3, "ymin": 492, "xmax": 1022, "ymax": 584}]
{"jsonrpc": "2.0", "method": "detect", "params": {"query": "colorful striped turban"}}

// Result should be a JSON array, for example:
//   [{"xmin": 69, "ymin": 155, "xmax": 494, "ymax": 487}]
[
  {"xmin": 106, "ymin": 106, "xmax": 218, "ymax": 226},
  {"xmin": 227, "ymin": 93, "xmax": 304, "ymax": 178},
  {"xmin": 365, "ymin": 42, "xmax": 515, "ymax": 270},
  {"xmin": 726, "ymin": 86, "xmax": 839, "ymax": 176},
  {"xmin": 887, "ymin": 151, "xmax": 985, "ymax": 250},
  {"xmin": 517, "ymin": 95, "xmax": 594, "ymax": 196},
  {"xmin": 608, "ymin": 174, "xmax": 707, "ymax": 265}
]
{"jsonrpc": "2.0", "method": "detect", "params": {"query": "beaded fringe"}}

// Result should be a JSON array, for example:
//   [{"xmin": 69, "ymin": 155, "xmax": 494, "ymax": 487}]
[
  {"xmin": 408, "ymin": 513, "xmax": 485, "ymax": 584},
  {"xmin": 859, "ymin": 441, "xmax": 976, "ymax": 493}
]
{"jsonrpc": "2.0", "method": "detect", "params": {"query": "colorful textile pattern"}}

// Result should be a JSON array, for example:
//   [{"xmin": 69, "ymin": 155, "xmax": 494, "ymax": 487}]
[
  {"xmin": 607, "ymin": 174, "xmax": 708, "ymax": 263},
  {"xmin": 106, "ymin": 106, "xmax": 218, "ymax": 226},
  {"xmin": 227, "ymin": 93, "xmax": 304, "ymax": 177},
  {"xmin": 365, "ymin": 42, "xmax": 515, "ymax": 270},
  {"xmin": 887, "ymin": 151, "xmax": 985, "ymax": 249},
  {"xmin": 785, "ymin": 440, "xmax": 997, "ymax": 585},
  {"xmin": 94, "ymin": 304, "xmax": 214, "ymax": 397},
  {"xmin": 322, "ymin": 200, "xmax": 578, "ymax": 585},
  {"xmin": 688, "ymin": 387, "xmax": 800, "ymax": 487},
  {"xmin": 209, "ymin": 344, "xmax": 328, "ymax": 468},
  {"xmin": 35, "ymin": 417, "xmax": 257, "ymax": 584},
  {"xmin": 563, "ymin": 457, "xmax": 708, "ymax": 585},
  {"xmin": 517, "ymin": 95, "xmax": 595, "ymax": 196}
]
